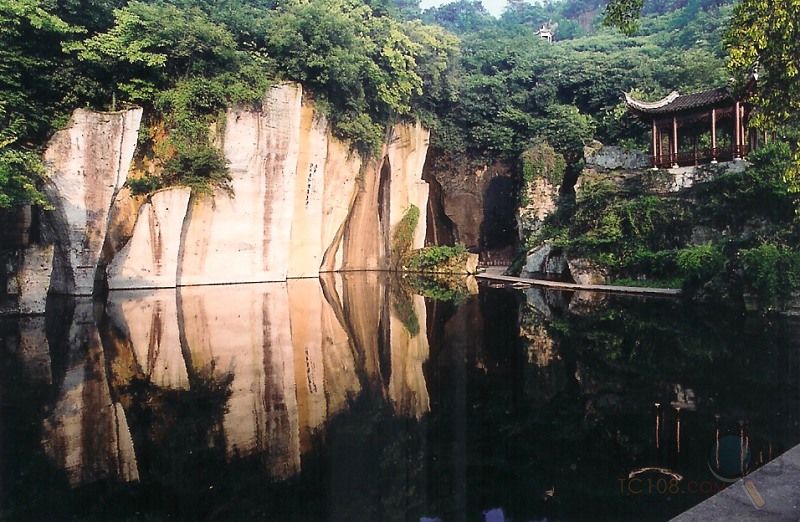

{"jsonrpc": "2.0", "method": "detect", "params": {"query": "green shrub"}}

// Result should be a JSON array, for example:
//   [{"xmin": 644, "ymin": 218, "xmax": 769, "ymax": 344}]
[
  {"xmin": 407, "ymin": 244, "xmax": 468, "ymax": 271},
  {"xmin": 0, "ymin": 148, "xmax": 51, "ymax": 209},
  {"xmin": 162, "ymin": 141, "xmax": 231, "ymax": 195},
  {"xmin": 740, "ymin": 243, "xmax": 800, "ymax": 307},
  {"xmin": 391, "ymin": 205, "xmax": 420, "ymax": 269},
  {"xmin": 676, "ymin": 243, "xmax": 724, "ymax": 287},
  {"xmin": 126, "ymin": 175, "xmax": 163, "ymax": 196}
]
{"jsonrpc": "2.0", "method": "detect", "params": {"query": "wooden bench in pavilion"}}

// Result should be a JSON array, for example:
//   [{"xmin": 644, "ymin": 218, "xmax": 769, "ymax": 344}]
[{"xmin": 625, "ymin": 86, "xmax": 764, "ymax": 169}]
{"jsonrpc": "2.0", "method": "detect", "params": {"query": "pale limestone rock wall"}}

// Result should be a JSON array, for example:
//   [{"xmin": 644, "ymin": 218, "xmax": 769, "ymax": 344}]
[
  {"xmin": 178, "ymin": 84, "xmax": 302, "ymax": 285},
  {"xmin": 387, "ymin": 122, "xmax": 431, "ymax": 250},
  {"xmin": 107, "ymin": 188, "xmax": 191, "ymax": 289},
  {"xmin": 338, "ymin": 124, "xmax": 430, "ymax": 272},
  {"xmin": 44, "ymin": 108, "xmax": 142, "ymax": 295},
  {"xmin": 319, "ymin": 138, "xmax": 361, "ymax": 272},
  {"xmin": 287, "ymin": 104, "xmax": 329, "ymax": 278},
  {"xmin": 341, "ymin": 156, "xmax": 387, "ymax": 271},
  {"xmin": 46, "ymin": 84, "xmax": 430, "ymax": 290}
]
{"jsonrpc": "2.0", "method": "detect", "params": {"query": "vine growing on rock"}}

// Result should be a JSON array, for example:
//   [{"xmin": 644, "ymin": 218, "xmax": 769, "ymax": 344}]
[{"xmin": 391, "ymin": 204, "xmax": 420, "ymax": 270}]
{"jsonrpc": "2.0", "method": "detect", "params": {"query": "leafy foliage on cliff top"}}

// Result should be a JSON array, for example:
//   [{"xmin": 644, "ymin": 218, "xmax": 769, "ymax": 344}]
[
  {"xmin": 423, "ymin": 0, "xmax": 732, "ymax": 160},
  {"xmin": 0, "ymin": 0, "xmax": 458, "ymax": 202}
]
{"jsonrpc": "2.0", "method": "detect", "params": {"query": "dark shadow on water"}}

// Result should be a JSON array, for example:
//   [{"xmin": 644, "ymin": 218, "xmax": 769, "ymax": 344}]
[{"xmin": 0, "ymin": 276, "xmax": 798, "ymax": 521}]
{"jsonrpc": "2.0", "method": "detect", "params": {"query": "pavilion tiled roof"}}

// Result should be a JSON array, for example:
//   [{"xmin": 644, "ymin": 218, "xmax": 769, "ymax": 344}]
[{"xmin": 624, "ymin": 87, "xmax": 734, "ymax": 115}]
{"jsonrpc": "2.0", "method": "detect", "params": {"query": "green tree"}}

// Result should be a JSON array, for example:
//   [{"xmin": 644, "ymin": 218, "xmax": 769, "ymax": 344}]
[{"xmin": 725, "ymin": 0, "xmax": 800, "ymax": 130}]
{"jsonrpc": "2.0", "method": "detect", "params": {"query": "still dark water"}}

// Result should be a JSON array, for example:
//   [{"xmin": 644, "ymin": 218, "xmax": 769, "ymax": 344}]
[{"xmin": 1, "ymin": 273, "xmax": 799, "ymax": 521}]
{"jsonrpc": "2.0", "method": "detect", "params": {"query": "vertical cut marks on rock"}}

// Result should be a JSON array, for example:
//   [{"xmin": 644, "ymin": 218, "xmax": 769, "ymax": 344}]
[
  {"xmin": 319, "ymin": 136, "xmax": 362, "ymax": 272},
  {"xmin": 107, "ymin": 187, "xmax": 191, "ymax": 289},
  {"xmin": 341, "ymin": 156, "xmax": 386, "ymax": 271},
  {"xmin": 386, "ymin": 122, "xmax": 430, "ymax": 252},
  {"xmin": 288, "ymin": 102, "xmax": 329, "ymax": 278},
  {"xmin": 177, "ymin": 83, "xmax": 302, "ymax": 286},
  {"xmin": 44, "ymin": 108, "xmax": 142, "ymax": 295}
]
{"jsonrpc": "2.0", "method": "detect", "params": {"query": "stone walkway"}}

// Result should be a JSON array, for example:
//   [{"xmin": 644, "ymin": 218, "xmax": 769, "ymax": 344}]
[
  {"xmin": 476, "ymin": 272, "xmax": 682, "ymax": 297},
  {"xmin": 672, "ymin": 443, "xmax": 800, "ymax": 521}
]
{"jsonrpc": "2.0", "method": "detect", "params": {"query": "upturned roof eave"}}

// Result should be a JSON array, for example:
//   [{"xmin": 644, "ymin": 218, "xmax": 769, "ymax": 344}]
[{"xmin": 623, "ymin": 86, "xmax": 737, "ymax": 117}]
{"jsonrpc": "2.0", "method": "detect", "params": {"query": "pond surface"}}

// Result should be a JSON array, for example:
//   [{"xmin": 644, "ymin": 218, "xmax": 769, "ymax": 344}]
[{"xmin": 1, "ymin": 273, "xmax": 799, "ymax": 521}]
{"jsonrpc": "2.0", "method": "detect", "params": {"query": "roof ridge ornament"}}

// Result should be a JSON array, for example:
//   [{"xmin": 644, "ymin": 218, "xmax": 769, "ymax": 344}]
[{"xmin": 623, "ymin": 91, "xmax": 680, "ymax": 110}]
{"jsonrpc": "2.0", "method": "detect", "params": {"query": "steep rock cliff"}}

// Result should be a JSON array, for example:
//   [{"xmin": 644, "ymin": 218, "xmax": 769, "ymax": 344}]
[
  {"xmin": 44, "ymin": 108, "xmax": 143, "ymax": 295},
  {"xmin": 107, "ymin": 188, "xmax": 191, "ymax": 289},
  {"xmin": 101, "ymin": 83, "xmax": 430, "ymax": 288},
  {"xmin": 179, "ymin": 84, "xmax": 303, "ymax": 285}
]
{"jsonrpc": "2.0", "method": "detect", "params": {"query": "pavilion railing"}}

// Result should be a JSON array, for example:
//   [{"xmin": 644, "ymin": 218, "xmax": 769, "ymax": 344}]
[{"xmin": 651, "ymin": 146, "xmax": 749, "ymax": 168}]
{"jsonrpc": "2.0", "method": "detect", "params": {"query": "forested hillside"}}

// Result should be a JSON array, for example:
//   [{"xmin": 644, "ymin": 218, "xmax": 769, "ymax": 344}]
[
  {"xmin": 1, "ymin": 0, "xmax": 736, "ymax": 205},
  {"xmin": 2, "ymin": 0, "xmax": 799, "ymax": 309}
]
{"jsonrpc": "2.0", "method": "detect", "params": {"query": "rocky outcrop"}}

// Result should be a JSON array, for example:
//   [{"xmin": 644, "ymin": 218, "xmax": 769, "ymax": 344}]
[
  {"xmin": 522, "ymin": 243, "xmax": 569, "ymax": 279},
  {"xmin": 23, "ymin": 83, "xmax": 429, "ymax": 295},
  {"xmin": 567, "ymin": 257, "xmax": 608, "ymax": 285},
  {"xmin": 387, "ymin": 124, "xmax": 431, "ymax": 251},
  {"xmin": 44, "ymin": 108, "xmax": 143, "ymax": 295},
  {"xmin": 422, "ymin": 151, "xmax": 514, "ymax": 250},
  {"xmin": 584, "ymin": 141, "xmax": 650, "ymax": 171},
  {"xmin": 517, "ymin": 177, "xmax": 559, "ymax": 238},
  {"xmin": 577, "ymin": 142, "xmax": 742, "ymax": 197}
]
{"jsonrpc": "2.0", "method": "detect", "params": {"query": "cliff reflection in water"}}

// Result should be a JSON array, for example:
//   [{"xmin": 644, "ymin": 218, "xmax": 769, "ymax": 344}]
[
  {"xmin": 36, "ymin": 273, "xmax": 432, "ymax": 488},
  {"xmin": 2, "ymin": 274, "xmax": 800, "ymax": 521}
]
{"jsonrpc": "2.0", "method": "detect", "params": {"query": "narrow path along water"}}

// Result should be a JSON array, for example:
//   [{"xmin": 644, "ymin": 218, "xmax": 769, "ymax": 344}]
[{"xmin": 476, "ymin": 272, "xmax": 682, "ymax": 297}]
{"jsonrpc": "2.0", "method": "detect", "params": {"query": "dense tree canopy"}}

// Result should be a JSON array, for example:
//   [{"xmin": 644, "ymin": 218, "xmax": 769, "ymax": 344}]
[{"xmin": 0, "ymin": 0, "xmax": 775, "ymax": 207}]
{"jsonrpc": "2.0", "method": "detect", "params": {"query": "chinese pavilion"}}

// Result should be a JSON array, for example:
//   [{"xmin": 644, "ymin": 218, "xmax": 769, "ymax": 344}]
[{"xmin": 624, "ymin": 86, "xmax": 762, "ymax": 169}]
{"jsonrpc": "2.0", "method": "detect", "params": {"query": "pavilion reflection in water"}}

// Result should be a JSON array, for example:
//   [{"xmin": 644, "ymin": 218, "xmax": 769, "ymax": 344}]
[
  {"xmin": 8, "ymin": 278, "xmax": 799, "ymax": 521},
  {"xmin": 37, "ymin": 273, "xmax": 431, "ymax": 486}
]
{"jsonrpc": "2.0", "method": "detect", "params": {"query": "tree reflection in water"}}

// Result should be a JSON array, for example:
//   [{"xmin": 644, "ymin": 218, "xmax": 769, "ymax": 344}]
[{"xmin": 0, "ymin": 274, "xmax": 798, "ymax": 521}]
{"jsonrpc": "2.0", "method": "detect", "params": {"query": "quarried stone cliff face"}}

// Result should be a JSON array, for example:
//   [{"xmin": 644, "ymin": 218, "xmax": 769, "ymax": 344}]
[
  {"xmin": 107, "ymin": 188, "xmax": 191, "ymax": 289},
  {"xmin": 98, "ymin": 83, "xmax": 430, "ymax": 288},
  {"xmin": 179, "ymin": 84, "xmax": 303, "ymax": 285},
  {"xmin": 44, "ymin": 108, "xmax": 142, "ymax": 295},
  {"xmin": 17, "ymin": 83, "xmax": 430, "ymax": 299}
]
